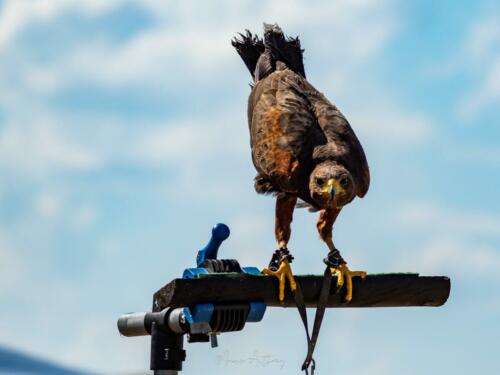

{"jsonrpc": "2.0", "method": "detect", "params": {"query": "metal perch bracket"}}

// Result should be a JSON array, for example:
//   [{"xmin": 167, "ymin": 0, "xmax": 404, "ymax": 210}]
[{"xmin": 117, "ymin": 223, "xmax": 267, "ymax": 374}]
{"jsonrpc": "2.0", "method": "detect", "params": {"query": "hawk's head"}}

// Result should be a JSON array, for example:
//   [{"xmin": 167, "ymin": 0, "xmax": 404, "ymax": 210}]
[{"xmin": 309, "ymin": 161, "xmax": 355, "ymax": 209}]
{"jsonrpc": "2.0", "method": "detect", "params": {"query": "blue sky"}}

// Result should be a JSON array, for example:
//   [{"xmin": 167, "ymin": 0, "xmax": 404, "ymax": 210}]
[{"xmin": 0, "ymin": 0, "xmax": 499, "ymax": 374}]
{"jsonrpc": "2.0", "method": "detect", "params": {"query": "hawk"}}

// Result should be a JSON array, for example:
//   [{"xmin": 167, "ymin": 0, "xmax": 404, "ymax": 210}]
[{"xmin": 232, "ymin": 24, "xmax": 369, "ymax": 302}]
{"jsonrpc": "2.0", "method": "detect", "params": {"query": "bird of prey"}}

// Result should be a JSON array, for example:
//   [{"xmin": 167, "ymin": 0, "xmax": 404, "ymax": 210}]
[{"xmin": 232, "ymin": 24, "xmax": 370, "ymax": 302}]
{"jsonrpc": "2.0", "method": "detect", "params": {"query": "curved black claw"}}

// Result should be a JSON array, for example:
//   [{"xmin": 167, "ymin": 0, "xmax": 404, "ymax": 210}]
[
  {"xmin": 323, "ymin": 248, "xmax": 346, "ymax": 268},
  {"xmin": 268, "ymin": 247, "xmax": 294, "ymax": 271}
]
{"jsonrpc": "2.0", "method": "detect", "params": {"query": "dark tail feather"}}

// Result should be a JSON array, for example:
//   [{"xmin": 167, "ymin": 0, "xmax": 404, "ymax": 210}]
[
  {"xmin": 232, "ymin": 23, "xmax": 306, "ymax": 81},
  {"xmin": 231, "ymin": 30, "xmax": 265, "ymax": 80},
  {"xmin": 261, "ymin": 23, "xmax": 305, "ymax": 79}
]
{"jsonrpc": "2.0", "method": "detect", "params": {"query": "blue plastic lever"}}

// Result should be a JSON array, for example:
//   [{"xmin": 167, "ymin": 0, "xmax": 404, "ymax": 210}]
[{"xmin": 196, "ymin": 223, "xmax": 230, "ymax": 267}]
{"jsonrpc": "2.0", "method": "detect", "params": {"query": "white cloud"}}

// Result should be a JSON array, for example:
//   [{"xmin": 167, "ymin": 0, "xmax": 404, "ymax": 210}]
[
  {"xmin": 134, "ymin": 119, "xmax": 246, "ymax": 166},
  {"xmin": 455, "ymin": 13, "xmax": 500, "ymax": 118},
  {"xmin": 227, "ymin": 214, "xmax": 274, "ymax": 266},
  {"xmin": 0, "ymin": 119, "xmax": 101, "ymax": 176},
  {"xmin": 393, "ymin": 202, "xmax": 500, "ymax": 283},
  {"xmin": 350, "ymin": 107, "xmax": 433, "ymax": 146},
  {"xmin": 2, "ymin": 0, "xmax": 397, "ymax": 91},
  {"xmin": 72, "ymin": 205, "xmax": 97, "ymax": 229},
  {"xmin": 0, "ymin": 0, "xmax": 58, "ymax": 51},
  {"xmin": 464, "ymin": 15, "xmax": 500, "ymax": 65},
  {"xmin": 34, "ymin": 190, "xmax": 97, "ymax": 229},
  {"xmin": 0, "ymin": 0, "xmax": 124, "ymax": 51},
  {"xmin": 34, "ymin": 191, "xmax": 61, "ymax": 219},
  {"xmin": 424, "ymin": 13, "xmax": 500, "ymax": 78},
  {"xmin": 397, "ymin": 202, "xmax": 500, "ymax": 238},
  {"xmin": 0, "ymin": 108, "xmax": 249, "ymax": 184},
  {"xmin": 421, "ymin": 11, "xmax": 500, "ymax": 119},
  {"xmin": 0, "ymin": 232, "xmax": 25, "ymax": 293},
  {"xmin": 59, "ymin": 316, "xmax": 150, "ymax": 373},
  {"xmin": 458, "ymin": 56, "xmax": 500, "ymax": 118},
  {"xmin": 441, "ymin": 142, "xmax": 500, "ymax": 167},
  {"xmin": 44, "ymin": 27, "xmax": 234, "ymax": 89},
  {"xmin": 394, "ymin": 235, "xmax": 500, "ymax": 280}
]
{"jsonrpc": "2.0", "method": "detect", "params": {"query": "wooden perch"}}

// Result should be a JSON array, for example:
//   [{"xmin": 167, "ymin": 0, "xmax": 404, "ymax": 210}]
[{"xmin": 153, "ymin": 273, "xmax": 450, "ymax": 311}]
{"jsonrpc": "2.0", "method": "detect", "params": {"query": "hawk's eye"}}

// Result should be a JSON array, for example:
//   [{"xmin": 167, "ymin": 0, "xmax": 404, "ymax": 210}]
[
  {"xmin": 340, "ymin": 176, "xmax": 349, "ymax": 187},
  {"xmin": 315, "ymin": 177, "xmax": 325, "ymax": 186}
]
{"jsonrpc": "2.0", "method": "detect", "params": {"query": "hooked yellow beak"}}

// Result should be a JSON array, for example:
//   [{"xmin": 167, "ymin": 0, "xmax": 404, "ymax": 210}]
[{"xmin": 324, "ymin": 178, "xmax": 336, "ymax": 202}]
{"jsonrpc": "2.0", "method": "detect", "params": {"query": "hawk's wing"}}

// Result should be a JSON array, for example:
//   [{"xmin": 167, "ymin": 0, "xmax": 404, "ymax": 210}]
[
  {"xmin": 283, "ymin": 74, "xmax": 370, "ymax": 198},
  {"xmin": 248, "ymin": 68, "xmax": 325, "ymax": 194}
]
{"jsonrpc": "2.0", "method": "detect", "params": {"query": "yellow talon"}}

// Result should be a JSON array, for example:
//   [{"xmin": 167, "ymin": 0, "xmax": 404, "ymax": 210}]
[
  {"xmin": 262, "ymin": 259, "xmax": 297, "ymax": 301},
  {"xmin": 330, "ymin": 264, "xmax": 366, "ymax": 302}
]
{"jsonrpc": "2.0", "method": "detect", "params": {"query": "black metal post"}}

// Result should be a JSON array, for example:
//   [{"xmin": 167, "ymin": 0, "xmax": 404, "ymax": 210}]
[{"xmin": 150, "ymin": 321, "xmax": 186, "ymax": 374}]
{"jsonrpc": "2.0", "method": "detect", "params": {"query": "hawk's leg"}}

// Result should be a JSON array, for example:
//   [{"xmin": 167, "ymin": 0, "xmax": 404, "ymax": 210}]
[
  {"xmin": 262, "ymin": 194, "xmax": 297, "ymax": 301},
  {"xmin": 317, "ymin": 208, "xmax": 367, "ymax": 302}
]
